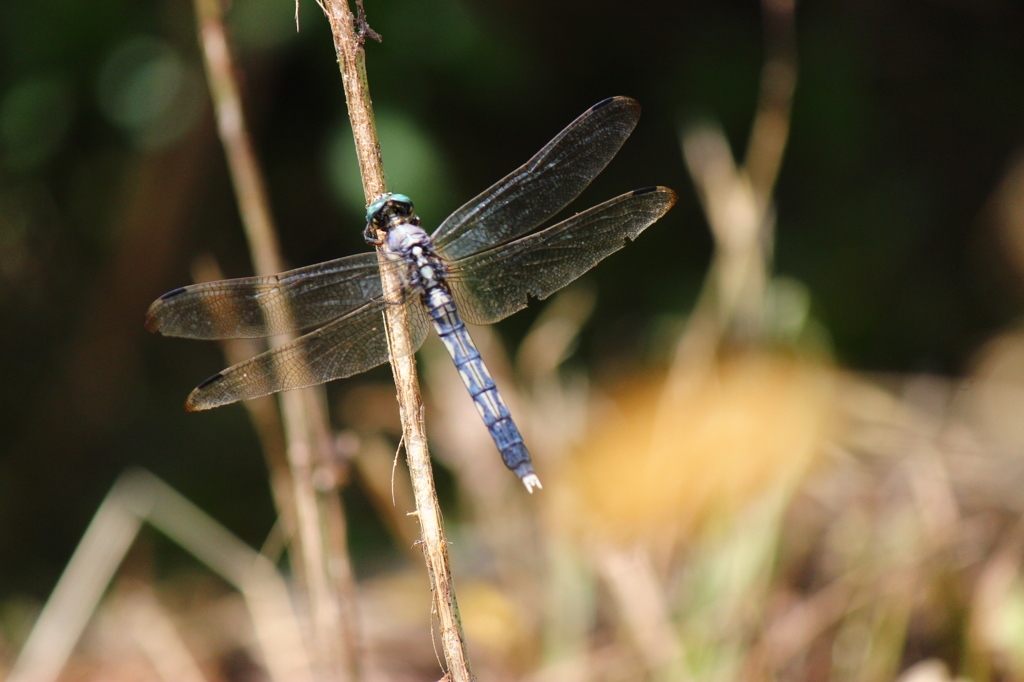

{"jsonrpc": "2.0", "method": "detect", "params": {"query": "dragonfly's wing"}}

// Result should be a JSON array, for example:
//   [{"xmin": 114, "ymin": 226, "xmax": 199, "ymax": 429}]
[
  {"xmin": 185, "ymin": 295, "xmax": 430, "ymax": 410},
  {"xmin": 446, "ymin": 187, "xmax": 676, "ymax": 325},
  {"xmin": 432, "ymin": 97, "xmax": 641, "ymax": 260},
  {"xmin": 146, "ymin": 253, "xmax": 408, "ymax": 339}
]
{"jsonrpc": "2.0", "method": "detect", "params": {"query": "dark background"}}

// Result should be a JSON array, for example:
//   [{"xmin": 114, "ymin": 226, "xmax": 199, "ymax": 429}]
[{"xmin": 1, "ymin": 0, "xmax": 1023, "ymax": 599}]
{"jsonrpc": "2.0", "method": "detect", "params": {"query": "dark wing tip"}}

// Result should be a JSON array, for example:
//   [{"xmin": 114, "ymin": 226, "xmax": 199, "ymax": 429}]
[
  {"xmin": 593, "ymin": 96, "xmax": 640, "ymax": 114},
  {"xmin": 160, "ymin": 287, "xmax": 189, "ymax": 300},
  {"xmin": 633, "ymin": 186, "xmax": 678, "ymax": 204},
  {"xmin": 185, "ymin": 373, "xmax": 226, "ymax": 411},
  {"xmin": 195, "ymin": 372, "xmax": 225, "ymax": 390},
  {"xmin": 146, "ymin": 287, "xmax": 187, "ymax": 334}
]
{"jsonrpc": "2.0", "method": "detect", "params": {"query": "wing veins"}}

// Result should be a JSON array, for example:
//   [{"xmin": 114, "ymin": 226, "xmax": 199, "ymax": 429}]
[
  {"xmin": 446, "ymin": 187, "xmax": 677, "ymax": 325},
  {"xmin": 432, "ymin": 97, "xmax": 641, "ymax": 259},
  {"xmin": 146, "ymin": 253, "xmax": 407, "ymax": 339},
  {"xmin": 186, "ymin": 296, "xmax": 430, "ymax": 410}
]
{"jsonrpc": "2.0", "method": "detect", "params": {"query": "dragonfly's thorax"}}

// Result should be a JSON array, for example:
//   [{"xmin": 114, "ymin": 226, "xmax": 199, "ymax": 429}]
[
  {"xmin": 380, "ymin": 221, "xmax": 444, "ymax": 290},
  {"xmin": 365, "ymin": 193, "xmax": 447, "ymax": 291},
  {"xmin": 408, "ymin": 240, "xmax": 449, "ymax": 295},
  {"xmin": 385, "ymin": 221, "xmax": 430, "ymax": 253}
]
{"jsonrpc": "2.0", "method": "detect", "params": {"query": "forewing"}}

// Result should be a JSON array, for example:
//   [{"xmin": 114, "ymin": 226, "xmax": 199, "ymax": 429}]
[
  {"xmin": 146, "ymin": 253, "xmax": 407, "ymax": 339},
  {"xmin": 185, "ymin": 295, "xmax": 430, "ymax": 410},
  {"xmin": 432, "ymin": 97, "xmax": 641, "ymax": 260},
  {"xmin": 446, "ymin": 187, "xmax": 676, "ymax": 325}
]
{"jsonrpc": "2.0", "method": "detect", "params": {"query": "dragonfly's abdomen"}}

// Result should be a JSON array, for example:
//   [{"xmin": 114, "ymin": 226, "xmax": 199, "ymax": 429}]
[{"xmin": 423, "ymin": 284, "xmax": 537, "ymax": 486}]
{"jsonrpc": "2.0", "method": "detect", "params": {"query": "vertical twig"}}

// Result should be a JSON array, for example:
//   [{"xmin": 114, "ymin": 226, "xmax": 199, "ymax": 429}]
[
  {"xmin": 656, "ymin": 0, "xmax": 799, "ymax": 453},
  {"xmin": 192, "ymin": 1, "xmax": 361, "ymax": 680},
  {"xmin": 319, "ymin": 1, "xmax": 474, "ymax": 679},
  {"xmin": 189, "ymin": 255, "xmax": 296, "ymax": 558},
  {"xmin": 746, "ymin": 0, "xmax": 798, "ymax": 207},
  {"xmin": 674, "ymin": 0, "xmax": 798, "ymax": 352}
]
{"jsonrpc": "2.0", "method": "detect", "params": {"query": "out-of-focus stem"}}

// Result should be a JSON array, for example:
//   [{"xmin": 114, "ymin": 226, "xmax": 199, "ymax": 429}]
[
  {"xmin": 746, "ymin": 0, "xmax": 798, "ymax": 208},
  {"xmin": 195, "ymin": 0, "xmax": 281, "ymax": 276},
  {"xmin": 659, "ymin": 0, "xmax": 799, "ymax": 445},
  {"xmin": 189, "ymin": 254, "xmax": 295, "ymax": 554},
  {"xmin": 192, "ymin": 1, "xmax": 361, "ymax": 680},
  {"xmin": 318, "ymin": 1, "xmax": 473, "ymax": 680},
  {"xmin": 677, "ymin": 0, "xmax": 799, "ymax": 350}
]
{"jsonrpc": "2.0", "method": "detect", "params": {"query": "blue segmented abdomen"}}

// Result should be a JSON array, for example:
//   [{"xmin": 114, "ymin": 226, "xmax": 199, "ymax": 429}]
[{"xmin": 424, "ymin": 285, "xmax": 536, "ymax": 485}]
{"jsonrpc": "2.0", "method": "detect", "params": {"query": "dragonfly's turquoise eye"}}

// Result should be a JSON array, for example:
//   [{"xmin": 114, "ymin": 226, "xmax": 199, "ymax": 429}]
[
  {"xmin": 366, "ymin": 193, "xmax": 415, "ymax": 223},
  {"xmin": 366, "ymin": 194, "xmax": 391, "ymax": 222}
]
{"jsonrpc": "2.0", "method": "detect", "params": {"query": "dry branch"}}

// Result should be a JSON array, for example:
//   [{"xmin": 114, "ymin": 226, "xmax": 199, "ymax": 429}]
[
  {"xmin": 192, "ymin": 0, "xmax": 360, "ymax": 678},
  {"xmin": 318, "ymin": 1, "xmax": 473, "ymax": 679}
]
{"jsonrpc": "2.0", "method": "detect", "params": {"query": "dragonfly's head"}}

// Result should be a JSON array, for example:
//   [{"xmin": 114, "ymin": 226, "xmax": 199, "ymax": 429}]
[{"xmin": 366, "ymin": 193, "xmax": 418, "ymax": 231}]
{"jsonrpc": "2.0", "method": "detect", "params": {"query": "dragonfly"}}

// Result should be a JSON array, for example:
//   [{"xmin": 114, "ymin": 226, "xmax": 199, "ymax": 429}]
[{"xmin": 146, "ymin": 96, "xmax": 676, "ymax": 492}]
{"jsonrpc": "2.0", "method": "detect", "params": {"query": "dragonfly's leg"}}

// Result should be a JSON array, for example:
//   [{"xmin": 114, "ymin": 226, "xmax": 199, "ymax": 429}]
[{"xmin": 364, "ymin": 222, "xmax": 384, "ymax": 245}]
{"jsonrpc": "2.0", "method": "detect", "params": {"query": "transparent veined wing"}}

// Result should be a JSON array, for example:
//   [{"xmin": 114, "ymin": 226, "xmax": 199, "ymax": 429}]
[
  {"xmin": 185, "ymin": 295, "xmax": 431, "ymax": 410},
  {"xmin": 446, "ymin": 187, "xmax": 676, "ymax": 326},
  {"xmin": 431, "ymin": 97, "xmax": 641, "ymax": 260},
  {"xmin": 146, "ymin": 253, "xmax": 410, "ymax": 339}
]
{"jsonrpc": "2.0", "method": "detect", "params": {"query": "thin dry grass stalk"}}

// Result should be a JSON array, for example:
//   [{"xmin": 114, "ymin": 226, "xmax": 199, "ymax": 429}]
[
  {"xmin": 113, "ymin": 583, "xmax": 211, "ymax": 682},
  {"xmin": 550, "ymin": 1, "xmax": 806, "ymax": 676},
  {"xmin": 318, "ymin": 1, "xmax": 473, "ymax": 679},
  {"xmin": 7, "ymin": 470, "xmax": 314, "ymax": 682},
  {"xmin": 191, "ymin": 1, "xmax": 360, "ymax": 678},
  {"xmin": 672, "ymin": 0, "xmax": 798, "ymax": 368}
]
